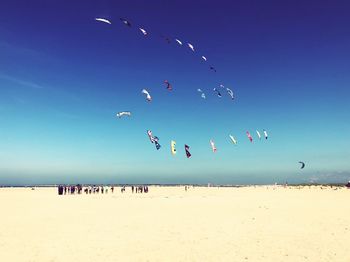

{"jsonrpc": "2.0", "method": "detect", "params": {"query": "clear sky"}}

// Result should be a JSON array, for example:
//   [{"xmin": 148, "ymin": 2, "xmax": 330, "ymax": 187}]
[{"xmin": 1, "ymin": 0, "xmax": 350, "ymax": 185}]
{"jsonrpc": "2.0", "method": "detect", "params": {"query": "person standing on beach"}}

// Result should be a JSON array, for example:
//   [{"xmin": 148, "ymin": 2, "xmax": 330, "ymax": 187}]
[{"xmin": 132, "ymin": 186, "xmax": 134, "ymax": 193}]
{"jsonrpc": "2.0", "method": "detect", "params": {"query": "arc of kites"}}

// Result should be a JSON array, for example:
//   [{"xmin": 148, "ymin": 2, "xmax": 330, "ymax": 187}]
[{"xmin": 94, "ymin": 17, "xmax": 216, "ymax": 72}]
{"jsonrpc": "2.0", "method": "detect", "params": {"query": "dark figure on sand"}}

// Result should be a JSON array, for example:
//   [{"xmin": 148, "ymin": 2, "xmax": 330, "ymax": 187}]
[{"xmin": 58, "ymin": 185, "xmax": 64, "ymax": 195}]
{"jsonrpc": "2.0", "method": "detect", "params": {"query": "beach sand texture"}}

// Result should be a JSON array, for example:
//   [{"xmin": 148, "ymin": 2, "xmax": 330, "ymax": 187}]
[{"xmin": 0, "ymin": 186, "xmax": 349, "ymax": 262}]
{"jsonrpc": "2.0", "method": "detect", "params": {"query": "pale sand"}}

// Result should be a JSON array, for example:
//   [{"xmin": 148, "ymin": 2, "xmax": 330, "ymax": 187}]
[{"xmin": 0, "ymin": 186, "xmax": 349, "ymax": 262}]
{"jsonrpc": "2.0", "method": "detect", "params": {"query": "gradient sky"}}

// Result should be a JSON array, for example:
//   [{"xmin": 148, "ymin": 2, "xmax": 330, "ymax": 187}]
[{"xmin": 1, "ymin": 0, "xmax": 350, "ymax": 185}]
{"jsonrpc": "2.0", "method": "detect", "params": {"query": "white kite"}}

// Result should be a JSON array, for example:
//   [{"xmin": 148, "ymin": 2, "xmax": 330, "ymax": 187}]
[
  {"xmin": 171, "ymin": 140, "xmax": 176, "ymax": 155},
  {"xmin": 256, "ymin": 130, "xmax": 261, "ymax": 139},
  {"xmin": 263, "ymin": 129, "xmax": 268, "ymax": 140},
  {"xmin": 175, "ymin": 39, "xmax": 183, "ymax": 45},
  {"xmin": 201, "ymin": 56, "xmax": 207, "ymax": 61},
  {"xmin": 95, "ymin": 18, "xmax": 112, "ymax": 25},
  {"xmin": 139, "ymin": 28, "xmax": 147, "ymax": 36},
  {"xmin": 116, "ymin": 111, "xmax": 131, "ymax": 118},
  {"xmin": 229, "ymin": 135, "xmax": 237, "ymax": 145},
  {"xmin": 187, "ymin": 43, "xmax": 195, "ymax": 52},
  {"xmin": 210, "ymin": 139, "xmax": 217, "ymax": 153},
  {"xmin": 226, "ymin": 87, "xmax": 234, "ymax": 100},
  {"xmin": 141, "ymin": 89, "xmax": 152, "ymax": 102},
  {"xmin": 197, "ymin": 89, "xmax": 206, "ymax": 99}
]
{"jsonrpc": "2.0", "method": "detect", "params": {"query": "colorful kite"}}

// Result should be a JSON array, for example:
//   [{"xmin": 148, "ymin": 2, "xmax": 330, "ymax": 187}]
[
  {"xmin": 185, "ymin": 144, "xmax": 191, "ymax": 158},
  {"xmin": 171, "ymin": 140, "xmax": 176, "ymax": 155},
  {"xmin": 246, "ymin": 131, "xmax": 253, "ymax": 143},
  {"xmin": 210, "ymin": 140, "xmax": 217, "ymax": 152}
]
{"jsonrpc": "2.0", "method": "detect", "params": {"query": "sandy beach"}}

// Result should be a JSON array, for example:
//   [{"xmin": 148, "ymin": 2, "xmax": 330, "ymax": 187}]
[{"xmin": 0, "ymin": 186, "xmax": 349, "ymax": 262}]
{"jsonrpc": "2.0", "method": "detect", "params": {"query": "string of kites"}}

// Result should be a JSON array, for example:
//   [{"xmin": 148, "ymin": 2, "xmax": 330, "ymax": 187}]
[
  {"xmin": 94, "ymin": 17, "xmax": 217, "ymax": 73},
  {"xmin": 95, "ymin": 17, "xmax": 267, "ymax": 156},
  {"xmin": 145, "ymin": 129, "xmax": 269, "ymax": 158},
  {"xmin": 140, "ymin": 83, "xmax": 234, "ymax": 102}
]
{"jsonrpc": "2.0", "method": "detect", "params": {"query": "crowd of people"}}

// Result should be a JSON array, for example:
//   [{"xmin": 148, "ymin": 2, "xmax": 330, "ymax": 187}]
[{"xmin": 57, "ymin": 185, "xmax": 149, "ymax": 195}]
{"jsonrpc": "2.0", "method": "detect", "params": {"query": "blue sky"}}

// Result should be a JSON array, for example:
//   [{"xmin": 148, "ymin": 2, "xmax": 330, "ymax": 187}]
[{"xmin": 1, "ymin": 0, "xmax": 350, "ymax": 185}]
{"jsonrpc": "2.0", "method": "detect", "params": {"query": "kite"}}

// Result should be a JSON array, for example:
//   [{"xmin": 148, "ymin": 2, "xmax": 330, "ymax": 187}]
[
  {"xmin": 161, "ymin": 35, "xmax": 171, "ymax": 44},
  {"xmin": 229, "ymin": 135, "xmax": 237, "ymax": 145},
  {"xmin": 120, "ymin": 18, "xmax": 131, "ymax": 27},
  {"xmin": 95, "ymin": 18, "xmax": 112, "ymax": 25},
  {"xmin": 201, "ymin": 56, "xmax": 207, "ymax": 61},
  {"xmin": 175, "ymin": 39, "xmax": 183, "ymax": 45},
  {"xmin": 213, "ymin": 87, "xmax": 222, "ymax": 98},
  {"xmin": 246, "ymin": 131, "xmax": 253, "ymax": 143},
  {"xmin": 141, "ymin": 89, "xmax": 152, "ymax": 101},
  {"xmin": 147, "ymin": 130, "xmax": 161, "ymax": 150},
  {"xmin": 256, "ymin": 130, "xmax": 261, "ymax": 139},
  {"xmin": 263, "ymin": 129, "xmax": 268, "ymax": 140},
  {"xmin": 197, "ymin": 89, "xmax": 206, "ymax": 99},
  {"xmin": 185, "ymin": 144, "xmax": 191, "ymax": 158},
  {"xmin": 226, "ymin": 87, "xmax": 234, "ymax": 100},
  {"xmin": 299, "ymin": 161, "xmax": 305, "ymax": 169},
  {"xmin": 147, "ymin": 130, "xmax": 155, "ymax": 143},
  {"xmin": 116, "ymin": 111, "xmax": 131, "ymax": 118},
  {"xmin": 153, "ymin": 136, "xmax": 161, "ymax": 150},
  {"xmin": 139, "ymin": 28, "xmax": 147, "ymax": 36},
  {"xmin": 220, "ymin": 84, "xmax": 225, "ymax": 88},
  {"xmin": 171, "ymin": 140, "xmax": 176, "ymax": 155},
  {"xmin": 210, "ymin": 140, "xmax": 217, "ymax": 153},
  {"xmin": 187, "ymin": 43, "xmax": 195, "ymax": 52},
  {"xmin": 210, "ymin": 66, "xmax": 217, "ymax": 72},
  {"xmin": 164, "ymin": 80, "xmax": 172, "ymax": 91}
]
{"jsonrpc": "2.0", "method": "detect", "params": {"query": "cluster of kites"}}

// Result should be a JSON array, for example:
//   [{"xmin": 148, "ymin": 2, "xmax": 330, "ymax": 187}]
[{"xmin": 95, "ymin": 16, "xmax": 305, "ymax": 169}]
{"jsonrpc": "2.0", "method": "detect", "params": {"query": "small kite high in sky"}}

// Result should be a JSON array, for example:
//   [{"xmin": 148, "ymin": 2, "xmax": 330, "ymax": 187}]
[
  {"xmin": 187, "ymin": 43, "xmax": 195, "ymax": 52},
  {"xmin": 120, "ymin": 18, "xmax": 131, "ymax": 27},
  {"xmin": 175, "ymin": 39, "xmax": 183, "ymax": 45},
  {"xmin": 210, "ymin": 66, "xmax": 217, "ymax": 72},
  {"xmin": 197, "ymin": 89, "xmax": 206, "ymax": 99},
  {"xmin": 246, "ymin": 131, "xmax": 253, "ymax": 143},
  {"xmin": 95, "ymin": 18, "xmax": 112, "ymax": 25},
  {"xmin": 185, "ymin": 144, "xmax": 191, "ymax": 158},
  {"xmin": 116, "ymin": 111, "xmax": 131, "ymax": 118},
  {"xmin": 147, "ymin": 130, "xmax": 161, "ymax": 150},
  {"xmin": 210, "ymin": 140, "xmax": 217, "ymax": 153},
  {"xmin": 141, "ymin": 89, "xmax": 152, "ymax": 101},
  {"xmin": 263, "ymin": 129, "xmax": 268, "ymax": 140},
  {"xmin": 201, "ymin": 56, "xmax": 207, "ymax": 61},
  {"xmin": 161, "ymin": 35, "xmax": 171, "ymax": 44},
  {"xmin": 171, "ymin": 140, "xmax": 176, "ymax": 155},
  {"xmin": 226, "ymin": 87, "xmax": 234, "ymax": 100},
  {"xmin": 213, "ymin": 87, "xmax": 222, "ymax": 98},
  {"xmin": 164, "ymin": 80, "xmax": 172, "ymax": 91},
  {"xmin": 299, "ymin": 161, "xmax": 305, "ymax": 169},
  {"xmin": 229, "ymin": 135, "xmax": 237, "ymax": 145},
  {"xmin": 153, "ymin": 136, "xmax": 161, "ymax": 150},
  {"xmin": 147, "ymin": 130, "xmax": 154, "ymax": 143},
  {"xmin": 256, "ymin": 130, "xmax": 261, "ymax": 139},
  {"xmin": 139, "ymin": 28, "xmax": 147, "ymax": 36}
]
